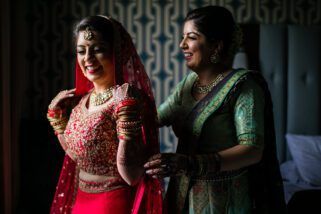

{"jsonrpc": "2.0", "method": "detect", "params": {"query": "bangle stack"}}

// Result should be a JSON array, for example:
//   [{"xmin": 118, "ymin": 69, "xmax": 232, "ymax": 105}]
[{"xmin": 47, "ymin": 108, "xmax": 68, "ymax": 135}]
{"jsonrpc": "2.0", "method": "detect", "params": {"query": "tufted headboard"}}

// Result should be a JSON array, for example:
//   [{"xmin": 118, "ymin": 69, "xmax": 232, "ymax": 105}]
[{"xmin": 240, "ymin": 24, "xmax": 321, "ymax": 163}]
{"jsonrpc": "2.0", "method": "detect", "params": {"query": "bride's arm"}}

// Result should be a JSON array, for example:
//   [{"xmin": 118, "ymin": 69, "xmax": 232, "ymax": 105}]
[{"xmin": 114, "ymin": 84, "xmax": 147, "ymax": 186}]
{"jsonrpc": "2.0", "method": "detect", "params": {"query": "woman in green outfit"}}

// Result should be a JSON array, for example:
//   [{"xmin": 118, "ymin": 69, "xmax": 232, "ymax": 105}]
[{"xmin": 144, "ymin": 5, "xmax": 286, "ymax": 214}]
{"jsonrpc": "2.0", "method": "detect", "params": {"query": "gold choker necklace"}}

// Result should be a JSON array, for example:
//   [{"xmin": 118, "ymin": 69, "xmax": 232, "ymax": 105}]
[
  {"xmin": 90, "ymin": 87, "xmax": 114, "ymax": 106},
  {"xmin": 193, "ymin": 73, "xmax": 224, "ymax": 94}
]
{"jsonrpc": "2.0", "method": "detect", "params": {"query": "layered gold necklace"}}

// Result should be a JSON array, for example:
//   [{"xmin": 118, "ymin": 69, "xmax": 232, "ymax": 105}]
[
  {"xmin": 193, "ymin": 73, "xmax": 224, "ymax": 94},
  {"xmin": 90, "ymin": 87, "xmax": 114, "ymax": 106}
]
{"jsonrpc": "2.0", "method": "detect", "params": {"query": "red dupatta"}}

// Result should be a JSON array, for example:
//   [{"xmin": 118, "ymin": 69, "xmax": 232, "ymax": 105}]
[{"xmin": 50, "ymin": 16, "xmax": 162, "ymax": 214}]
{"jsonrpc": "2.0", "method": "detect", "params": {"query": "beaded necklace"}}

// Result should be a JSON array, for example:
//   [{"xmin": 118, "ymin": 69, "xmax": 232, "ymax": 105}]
[
  {"xmin": 89, "ymin": 87, "xmax": 114, "ymax": 106},
  {"xmin": 193, "ymin": 73, "xmax": 224, "ymax": 94}
]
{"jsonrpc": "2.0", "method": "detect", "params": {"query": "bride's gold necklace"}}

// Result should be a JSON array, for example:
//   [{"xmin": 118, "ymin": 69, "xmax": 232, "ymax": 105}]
[
  {"xmin": 193, "ymin": 73, "xmax": 225, "ymax": 94},
  {"xmin": 90, "ymin": 87, "xmax": 114, "ymax": 106}
]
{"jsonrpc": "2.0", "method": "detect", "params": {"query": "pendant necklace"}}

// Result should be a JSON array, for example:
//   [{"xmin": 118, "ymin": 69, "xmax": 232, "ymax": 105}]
[{"xmin": 193, "ymin": 73, "xmax": 225, "ymax": 94}]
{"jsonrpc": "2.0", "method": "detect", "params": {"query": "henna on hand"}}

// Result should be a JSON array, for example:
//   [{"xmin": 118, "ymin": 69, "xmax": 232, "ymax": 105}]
[
  {"xmin": 49, "ymin": 88, "xmax": 77, "ymax": 110},
  {"xmin": 144, "ymin": 153, "xmax": 189, "ymax": 178}
]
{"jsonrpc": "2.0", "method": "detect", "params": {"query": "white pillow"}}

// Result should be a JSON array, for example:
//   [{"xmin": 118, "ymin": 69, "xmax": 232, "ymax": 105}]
[{"xmin": 286, "ymin": 134, "xmax": 321, "ymax": 186}]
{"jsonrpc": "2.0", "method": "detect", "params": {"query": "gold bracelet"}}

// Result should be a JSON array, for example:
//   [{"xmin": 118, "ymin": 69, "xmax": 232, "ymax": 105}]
[{"xmin": 48, "ymin": 116, "xmax": 68, "ymax": 134}]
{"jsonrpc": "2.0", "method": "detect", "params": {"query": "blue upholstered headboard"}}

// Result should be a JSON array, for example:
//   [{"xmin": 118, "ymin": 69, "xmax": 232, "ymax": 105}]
[{"xmin": 258, "ymin": 25, "xmax": 321, "ymax": 163}]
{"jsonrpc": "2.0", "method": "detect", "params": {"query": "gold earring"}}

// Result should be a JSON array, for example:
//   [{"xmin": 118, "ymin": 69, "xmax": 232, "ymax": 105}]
[{"xmin": 210, "ymin": 52, "xmax": 220, "ymax": 64}]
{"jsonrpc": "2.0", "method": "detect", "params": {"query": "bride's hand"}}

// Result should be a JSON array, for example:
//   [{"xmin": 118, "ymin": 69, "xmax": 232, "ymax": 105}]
[{"xmin": 49, "ymin": 88, "xmax": 78, "ymax": 110}]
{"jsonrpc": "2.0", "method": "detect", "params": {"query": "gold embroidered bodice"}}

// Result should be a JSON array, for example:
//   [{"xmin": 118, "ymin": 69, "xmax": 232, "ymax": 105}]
[{"xmin": 64, "ymin": 92, "xmax": 120, "ymax": 176}]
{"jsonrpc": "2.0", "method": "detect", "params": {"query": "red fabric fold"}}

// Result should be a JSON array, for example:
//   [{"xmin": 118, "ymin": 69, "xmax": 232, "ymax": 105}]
[{"xmin": 50, "ymin": 155, "xmax": 77, "ymax": 214}]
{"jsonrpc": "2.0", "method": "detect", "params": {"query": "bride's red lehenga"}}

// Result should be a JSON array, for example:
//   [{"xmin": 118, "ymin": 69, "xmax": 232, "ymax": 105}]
[{"xmin": 50, "ymin": 17, "xmax": 162, "ymax": 214}]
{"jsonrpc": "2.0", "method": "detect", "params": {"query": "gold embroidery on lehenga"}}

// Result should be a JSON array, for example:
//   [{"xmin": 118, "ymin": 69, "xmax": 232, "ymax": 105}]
[
  {"xmin": 64, "ymin": 94, "xmax": 119, "ymax": 176},
  {"xmin": 79, "ymin": 176, "xmax": 126, "ymax": 193},
  {"xmin": 64, "ymin": 84, "xmax": 144, "ymax": 193}
]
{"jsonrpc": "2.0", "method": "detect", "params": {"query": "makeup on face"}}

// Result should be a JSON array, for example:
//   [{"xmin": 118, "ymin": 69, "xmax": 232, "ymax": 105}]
[{"xmin": 76, "ymin": 31, "xmax": 114, "ymax": 88}]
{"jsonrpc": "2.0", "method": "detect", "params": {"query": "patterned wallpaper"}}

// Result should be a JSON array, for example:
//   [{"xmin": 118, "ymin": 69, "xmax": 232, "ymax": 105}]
[{"xmin": 24, "ymin": 0, "xmax": 321, "ymax": 151}]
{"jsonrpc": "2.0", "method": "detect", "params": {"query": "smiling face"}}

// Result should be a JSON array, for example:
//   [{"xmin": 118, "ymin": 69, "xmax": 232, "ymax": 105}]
[
  {"xmin": 180, "ymin": 20, "xmax": 214, "ymax": 72},
  {"xmin": 76, "ymin": 30, "xmax": 115, "ymax": 89}
]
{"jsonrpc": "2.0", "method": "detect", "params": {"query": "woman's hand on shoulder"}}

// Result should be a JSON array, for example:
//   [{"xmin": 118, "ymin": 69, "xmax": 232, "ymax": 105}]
[
  {"xmin": 49, "ymin": 88, "xmax": 78, "ymax": 110},
  {"xmin": 144, "ymin": 153, "xmax": 189, "ymax": 178}
]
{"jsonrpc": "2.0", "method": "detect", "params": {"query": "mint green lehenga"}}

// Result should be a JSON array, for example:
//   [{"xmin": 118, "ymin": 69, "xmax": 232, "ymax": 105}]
[{"xmin": 158, "ymin": 69, "xmax": 286, "ymax": 214}]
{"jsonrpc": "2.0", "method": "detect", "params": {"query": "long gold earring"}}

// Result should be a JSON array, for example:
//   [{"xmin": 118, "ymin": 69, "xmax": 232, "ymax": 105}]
[{"xmin": 210, "ymin": 51, "xmax": 220, "ymax": 64}]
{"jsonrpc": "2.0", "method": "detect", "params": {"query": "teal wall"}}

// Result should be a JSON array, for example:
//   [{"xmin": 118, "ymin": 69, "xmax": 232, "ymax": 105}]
[{"xmin": 24, "ymin": 0, "xmax": 321, "ymax": 152}]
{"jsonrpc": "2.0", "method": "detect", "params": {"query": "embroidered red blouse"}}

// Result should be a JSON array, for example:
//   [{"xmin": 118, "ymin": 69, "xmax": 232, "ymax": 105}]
[{"xmin": 64, "ymin": 84, "xmax": 141, "ymax": 180}]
